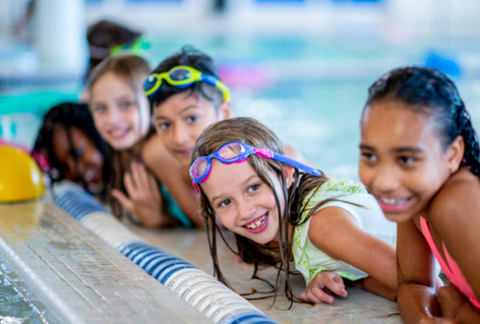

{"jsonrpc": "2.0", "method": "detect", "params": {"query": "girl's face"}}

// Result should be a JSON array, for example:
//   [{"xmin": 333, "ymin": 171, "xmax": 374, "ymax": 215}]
[
  {"xmin": 52, "ymin": 125, "xmax": 104, "ymax": 194},
  {"xmin": 359, "ymin": 101, "xmax": 460, "ymax": 223},
  {"xmin": 201, "ymin": 160, "xmax": 284, "ymax": 245},
  {"xmin": 152, "ymin": 92, "xmax": 231, "ymax": 167},
  {"xmin": 90, "ymin": 72, "xmax": 150, "ymax": 151}
]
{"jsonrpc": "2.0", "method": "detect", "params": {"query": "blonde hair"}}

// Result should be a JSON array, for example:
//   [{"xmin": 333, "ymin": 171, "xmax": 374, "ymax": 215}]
[{"xmin": 88, "ymin": 54, "xmax": 153, "ymax": 219}]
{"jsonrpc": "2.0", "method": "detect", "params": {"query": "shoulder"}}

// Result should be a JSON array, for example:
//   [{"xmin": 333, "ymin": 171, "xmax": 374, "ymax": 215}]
[
  {"xmin": 430, "ymin": 167, "xmax": 480, "ymax": 223},
  {"xmin": 142, "ymin": 135, "xmax": 170, "ymax": 166}
]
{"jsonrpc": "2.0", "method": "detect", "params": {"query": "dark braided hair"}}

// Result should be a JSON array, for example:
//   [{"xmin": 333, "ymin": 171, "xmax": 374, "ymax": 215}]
[
  {"xmin": 32, "ymin": 102, "xmax": 109, "ymax": 198},
  {"xmin": 148, "ymin": 45, "xmax": 224, "ymax": 113},
  {"xmin": 365, "ymin": 66, "xmax": 480, "ymax": 177}
]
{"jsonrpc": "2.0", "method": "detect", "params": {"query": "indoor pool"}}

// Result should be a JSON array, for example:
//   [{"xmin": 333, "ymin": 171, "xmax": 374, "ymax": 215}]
[
  {"xmin": 3, "ymin": 34, "xmax": 480, "ymax": 179},
  {"xmin": 1, "ymin": 33, "xmax": 480, "ymax": 323}
]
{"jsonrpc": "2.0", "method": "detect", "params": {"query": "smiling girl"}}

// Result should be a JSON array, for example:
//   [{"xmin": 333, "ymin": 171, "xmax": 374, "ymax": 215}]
[
  {"xmin": 88, "ymin": 54, "xmax": 187, "ymax": 228},
  {"xmin": 359, "ymin": 66, "xmax": 480, "ymax": 323},
  {"xmin": 190, "ymin": 117, "xmax": 398, "ymax": 305}
]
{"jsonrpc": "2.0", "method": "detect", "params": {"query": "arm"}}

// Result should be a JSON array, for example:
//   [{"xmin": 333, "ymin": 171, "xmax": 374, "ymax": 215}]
[
  {"xmin": 142, "ymin": 136, "xmax": 204, "ymax": 228},
  {"xmin": 396, "ymin": 219, "xmax": 442, "ymax": 324},
  {"xmin": 430, "ymin": 172, "xmax": 480, "ymax": 322},
  {"xmin": 307, "ymin": 206, "xmax": 397, "ymax": 300}
]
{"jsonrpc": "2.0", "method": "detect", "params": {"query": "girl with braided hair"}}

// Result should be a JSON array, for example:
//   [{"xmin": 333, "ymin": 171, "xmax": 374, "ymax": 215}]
[
  {"xmin": 32, "ymin": 102, "xmax": 108, "ymax": 198},
  {"xmin": 359, "ymin": 66, "xmax": 480, "ymax": 323}
]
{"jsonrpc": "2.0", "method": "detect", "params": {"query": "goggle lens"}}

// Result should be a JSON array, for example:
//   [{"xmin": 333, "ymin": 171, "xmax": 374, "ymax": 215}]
[
  {"xmin": 191, "ymin": 158, "xmax": 209, "ymax": 179},
  {"xmin": 143, "ymin": 75, "xmax": 158, "ymax": 93},
  {"xmin": 218, "ymin": 143, "xmax": 245, "ymax": 160},
  {"xmin": 170, "ymin": 68, "xmax": 191, "ymax": 81}
]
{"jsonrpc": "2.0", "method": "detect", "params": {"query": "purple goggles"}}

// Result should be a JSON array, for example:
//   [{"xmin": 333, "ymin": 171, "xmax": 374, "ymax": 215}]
[{"xmin": 190, "ymin": 142, "xmax": 321, "ymax": 190}]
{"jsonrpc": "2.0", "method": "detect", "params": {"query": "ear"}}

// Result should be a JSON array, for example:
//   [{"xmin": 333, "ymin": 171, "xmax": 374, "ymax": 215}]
[
  {"xmin": 283, "ymin": 165, "xmax": 295, "ymax": 188},
  {"xmin": 446, "ymin": 135, "xmax": 465, "ymax": 173},
  {"xmin": 217, "ymin": 100, "xmax": 232, "ymax": 120}
]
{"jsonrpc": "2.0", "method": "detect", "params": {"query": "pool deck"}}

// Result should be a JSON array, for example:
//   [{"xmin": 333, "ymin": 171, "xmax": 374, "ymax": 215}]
[
  {"xmin": 0, "ymin": 199, "xmax": 212, "ymax": 324},
  {"xmin": 0, "ymin": 197, "xmax": 403, "ymax": 323},
  {"xmin": 126, "ymin": 224, "xmax": 403, "ymax": 324}
]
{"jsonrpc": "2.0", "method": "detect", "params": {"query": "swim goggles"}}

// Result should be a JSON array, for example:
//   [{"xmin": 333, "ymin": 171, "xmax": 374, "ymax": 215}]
[
  {"xmin": 143, "ymin": 65, "xmax": 230, "ymax": 100},
  {"xmin": 110, "ymin": 37, "xmax": 151, "ymax": 57},
  {"xmin": 190, "ymin": 142, "xmax": 321, "ymax": 191}
]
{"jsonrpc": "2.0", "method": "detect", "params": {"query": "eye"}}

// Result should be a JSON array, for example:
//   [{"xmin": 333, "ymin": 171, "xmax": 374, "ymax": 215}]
[
  {"xmin": 74, "ymin": 147, "xmax": 85, "ymax": 158},
  {"xmin": 360, "ymin": 152, "xmax": 377, "ymax": 162},
  {"xmin": 247, "ymin": 184, "xmax": 260, "ymax": 193},
  {"xmin": 120, "ymin": 101, "xmax": 134, "ymax": 109},
  {"xmin": 218, "ymin": 199, "xmax": 231, "ymax": 208},
  {"xmin": 186, "ymin": 115, "xmax": 199, "ymax": 123},
  {"xmin": 398, "ymin": 156, "xmax": 415, "ymax": 164},
  {"xmin": 92, "ymin": 104, "xmax": 106, "ymax": 113},
  {"xmin": 157, "ymin": 122, "xmax": 171, "ymax": 131}
]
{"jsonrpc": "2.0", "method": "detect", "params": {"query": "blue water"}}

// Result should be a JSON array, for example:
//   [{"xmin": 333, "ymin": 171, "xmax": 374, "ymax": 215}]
[
  {"xmin": 0, "ymin": 262, "xmax": 55, "ymax": 324},
  {"xmin": 2, "ymin": 34, "xmax": 480, "ymax": 180}
]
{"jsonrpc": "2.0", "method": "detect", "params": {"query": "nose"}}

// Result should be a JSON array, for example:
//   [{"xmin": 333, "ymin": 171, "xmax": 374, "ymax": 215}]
[
  {"xmin": 371, "ymin": 164, "xmax": 400, "ymax": 194},
  {"xmin": 172, "ymin": 124, "xmax": 189, "ymax": 147},
  {"xmin": 236, "ymin": 197, "xmax": 256, "ymax": 222}
]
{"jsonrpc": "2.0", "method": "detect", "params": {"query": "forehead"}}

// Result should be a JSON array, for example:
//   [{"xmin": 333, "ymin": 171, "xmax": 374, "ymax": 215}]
[
  {"xmin": 201, "ymin": 160, "xmax": 258, "ymax": 192},
  {"xmin": 52, "ymin": 125, "xmax": 91, "ymax": 147},
  {"xmin": 91, "ymin": 72, "xmax": 135, "ymax": 96},
  {"xmin": 153, "ymin": 91, "xmax": 215, "ymax": 116},
  {"xmin": 361, "ymin": 101, "xmax": 443, "ymax": 148}
]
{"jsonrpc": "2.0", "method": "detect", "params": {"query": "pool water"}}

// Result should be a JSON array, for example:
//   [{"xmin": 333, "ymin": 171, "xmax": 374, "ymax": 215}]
[
  {"xmin": 0, "ymin": 262, "xmax": 56, "ymax": 324},
  {"xmin": 2, "ymin": 35, "xmax": 480, "ymax": 179}
]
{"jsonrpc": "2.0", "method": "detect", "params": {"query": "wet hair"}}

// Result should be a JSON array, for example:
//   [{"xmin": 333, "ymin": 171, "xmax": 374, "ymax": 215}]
[
  {"xmin": 191, "ymin": 117, "xmax": 328, "ymax": 307},
  {"xmin": 86, "ymin": 19, "xmax": 141, "ymax": 77},
  {"xmin": 88, "ymin": 54, "xmax": 153, "ymax": 218},
  {"xmin": 148, "ymin": 45, "xmax": 224, "ymax": 113},
  {"xmin": 365, "ymin": 66, "xmax": 480, "ymax": 177},
  {"xmin": 32, "ymin": 102, "xmax": 108, "ymax": 197}
]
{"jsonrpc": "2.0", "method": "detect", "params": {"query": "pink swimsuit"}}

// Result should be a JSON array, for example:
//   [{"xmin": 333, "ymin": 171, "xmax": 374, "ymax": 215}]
[{"xmin": 420, "ymin": 217, "xmax": 480, "ymax": 309}]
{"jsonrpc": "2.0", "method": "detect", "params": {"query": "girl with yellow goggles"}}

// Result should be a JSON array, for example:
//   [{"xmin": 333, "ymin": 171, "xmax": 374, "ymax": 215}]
[{"xmin": 143, "ymin": 65, "xmax": 230, "ymax": 100}]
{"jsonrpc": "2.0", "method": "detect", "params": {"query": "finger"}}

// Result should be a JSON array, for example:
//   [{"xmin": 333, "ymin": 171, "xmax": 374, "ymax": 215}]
[
  {"xmin": 132, "ymin": 162, "xmax": 148, "ymax": 191},
  {"xmin": 112, "ymin": 189, "xmax": 134, "ymax": 212},
  {"xmin": 123, "ymin": 172, "xmax": 137, "ymax": 198},
  {"xmin": 308, "ymin": 286, "xmax": 334, "ymax": 304},
  {"xmin": 147, "ymin": 171, "xmax": 161, "ymax": 201},
  {"xmin": 324, "ymin": 276, "xmax": 348, "ymax": 298}
]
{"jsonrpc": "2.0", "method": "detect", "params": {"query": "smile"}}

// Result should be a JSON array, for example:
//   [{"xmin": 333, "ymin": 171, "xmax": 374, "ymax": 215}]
[
  {"xmin": 243, "ymin": 213, "xmax": 269, "ymax": 234},
  {"xmin": 379, "ymin": 197, "xmax": 409, "ymax": 205},
  {"xmin": 377, "ymin": 196, "xmax": 413, "ymax": 213},
  {"xmin": 108, "ymin": 127, "xmax": 131, "ymax": 139}
]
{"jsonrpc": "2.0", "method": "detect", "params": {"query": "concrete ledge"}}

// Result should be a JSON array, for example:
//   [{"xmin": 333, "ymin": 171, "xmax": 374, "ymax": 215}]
[{"xmin": 0, "ymin": 199, "xmax": 213, "ymax": 324}]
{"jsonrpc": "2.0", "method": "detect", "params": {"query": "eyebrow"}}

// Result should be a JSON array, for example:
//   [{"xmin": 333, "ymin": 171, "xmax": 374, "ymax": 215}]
[
  {"xmin": 154, "ymin": 104, "xmax": 198, "ymax": 121},
  {"xmin": 359, "ymin": 144, "xmax": 424, "ymax": 154},
  {"xmin": 210, "ymin": 174, "xmax": 259, "ymax": 205}
]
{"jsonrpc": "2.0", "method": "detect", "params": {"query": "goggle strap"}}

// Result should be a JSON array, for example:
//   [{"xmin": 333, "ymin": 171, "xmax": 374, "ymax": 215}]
[{"xmin": 272, "ymin": 153, "xmax": 322, "ymax": 176}]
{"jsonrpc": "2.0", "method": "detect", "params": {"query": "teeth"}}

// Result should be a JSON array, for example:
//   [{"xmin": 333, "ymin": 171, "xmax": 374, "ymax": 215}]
[
  {"xmin": 245, "ymin": 216, "xmax": 266, "ymax": 229},
  {"xmin": 380, "ymin": 197, "xmax": 408, "ymax": 205},
  {"xmin": 110, "ymin": 128, "xmax": 128, "ymax": 136}
]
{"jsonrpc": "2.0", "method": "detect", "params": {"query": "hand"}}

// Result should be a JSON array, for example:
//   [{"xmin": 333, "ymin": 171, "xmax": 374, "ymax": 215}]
[
  {"xmin": 437, "ymin": 284, "xmax": 467, "ymax": 319},
  {"xmin": 300, "ymin": 271, "xmax": 348, "ymax": 304},
  {"xmin": 112, "ymin": 162, "xmax": 166, "ymax": 227}
]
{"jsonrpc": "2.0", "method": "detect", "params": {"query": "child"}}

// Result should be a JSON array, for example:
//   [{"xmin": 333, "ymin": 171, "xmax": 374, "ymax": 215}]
[
  {"xmin": 88, "ymin": 54, "xmax": 188, "ymax": 228},
  {"xmin": 359, "ymin": 66, "xmax": 480, "ymax": 323},
  {"xmin": 32, "ymin": 102, "xmax": 107, "ymax": 198},
  {"xmin": 144, "ymin": 46, "xmax": 305, "ymax": 228},
  {"xmin": 190, "ymin": 117, "xmax": 398, "ymax": 305}
]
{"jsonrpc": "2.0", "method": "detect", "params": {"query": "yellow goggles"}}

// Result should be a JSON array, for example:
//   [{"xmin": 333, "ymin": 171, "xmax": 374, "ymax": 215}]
[{"xmin": 143, "ymin": 65, "xmax": 230, "ymax": 100}]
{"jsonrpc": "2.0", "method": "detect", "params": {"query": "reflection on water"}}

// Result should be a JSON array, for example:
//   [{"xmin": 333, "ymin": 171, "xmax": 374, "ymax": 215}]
[{"xmin": 0, "ymin": 262, "xmax": 54, "ymax": 324}]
